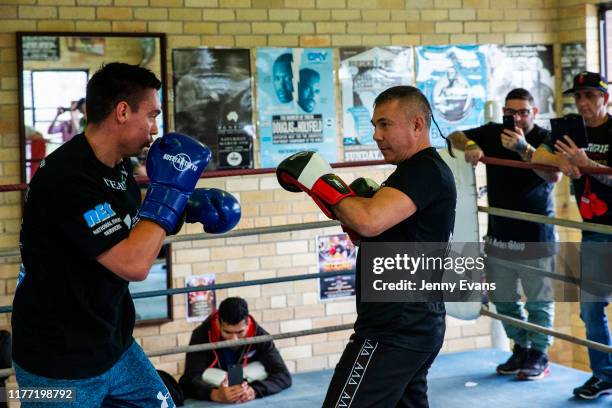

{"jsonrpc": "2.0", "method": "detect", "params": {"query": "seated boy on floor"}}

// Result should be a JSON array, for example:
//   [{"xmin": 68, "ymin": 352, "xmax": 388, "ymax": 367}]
[{"xmin": 179, "ymin": 297, "xmax": 292, "ymax": 403}]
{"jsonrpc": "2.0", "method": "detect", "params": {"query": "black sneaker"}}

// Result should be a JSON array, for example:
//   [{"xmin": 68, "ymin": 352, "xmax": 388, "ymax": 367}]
[
  {"xmin": 497, "ymin": 344, "xmax": 529, "ymax": 375},
  {"xmin": 517, "ymin": 349, "xmax": 550, "ymax": 380},
  {"xmin": 573, "ymin": 376, "xmax": 612, "ymax": 399}
]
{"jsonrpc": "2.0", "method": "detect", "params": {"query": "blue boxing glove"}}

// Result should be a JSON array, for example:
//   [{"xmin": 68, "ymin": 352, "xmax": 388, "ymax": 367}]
[
  {"xmin": 138, "ymin": 133, "xmax": 212, "ymax": 233},
  {"xmin": 185, "ymin": 188, "xmax": 241, "ymax": 234}
]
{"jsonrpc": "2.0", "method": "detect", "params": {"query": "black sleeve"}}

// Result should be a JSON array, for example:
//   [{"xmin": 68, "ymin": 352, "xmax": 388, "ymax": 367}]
[
  {"xmin": 249, "ymin": 338, "xmax": 292, "ymax": 398},
  {"xmin": 178, "ymin": 326, "xmax": 217, "ymax": 401},
  {"xmin": 46, "ymin": 173, "xmax": 131, "ymax": 260},
  {"xmin": 462, "ymin": 123, "xmax": 492, "ymax": 147},
  {"xmin": 538, "ymin": 129, "xmax": 555, "ymax": 151},
  {"xmin": 385, "ymin": 157, "xmax": 442, "ymax": 212}
]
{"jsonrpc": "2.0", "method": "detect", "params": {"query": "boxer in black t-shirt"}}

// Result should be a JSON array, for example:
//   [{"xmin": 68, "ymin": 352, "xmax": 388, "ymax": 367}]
[
  {"xmin": 276, "ymin": 86, "xmax": 456, "ymax": 408},
  {"xmin": 12, "ymin": 63, "xmax": 217, "ymax": 407}
]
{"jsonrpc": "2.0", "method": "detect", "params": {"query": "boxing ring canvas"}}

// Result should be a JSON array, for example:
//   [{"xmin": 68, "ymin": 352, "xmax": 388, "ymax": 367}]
[{"xmin": 185, "ymin": 349, "xmax": 610, "ymax": 407}]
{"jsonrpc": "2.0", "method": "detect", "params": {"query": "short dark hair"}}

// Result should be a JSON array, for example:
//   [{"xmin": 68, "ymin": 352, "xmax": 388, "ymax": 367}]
[
  {"xmin": 218, "ymin": 297, "xmax": 249, "ymax": 325},
  {"xmin": 373, "ymin": 86, "xmax": 454, "ymax": 157},
  {"xmin": 273, "ymin": 53, "xmax": 293, "ymax": 69},
  {"xmin": 505, "ymin": 88, "xmax": 535, "ymax": 105},
  {"xmin": 299, "ymin": 68, "xmax": 320, "ymax": 82},
  {"xmin": 86, "ymin": 62, "xmax": 161, "ymax": 124},
  {"xmin": 373, "ymin": 85, "xmax": 432, "ymax": 130}
]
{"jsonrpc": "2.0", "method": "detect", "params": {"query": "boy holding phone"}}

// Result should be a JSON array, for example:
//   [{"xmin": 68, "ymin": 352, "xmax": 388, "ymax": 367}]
[
  {"xmin": 449, "ymin": 88, "xmax": 560, "ymax": 381},
  {"xmin": 533, "ymin": 71, "xmax": 612, "ymax": 399},
  {"xmin": 180, "ymin": 297, "xmax": 292, "ymax": 403}
]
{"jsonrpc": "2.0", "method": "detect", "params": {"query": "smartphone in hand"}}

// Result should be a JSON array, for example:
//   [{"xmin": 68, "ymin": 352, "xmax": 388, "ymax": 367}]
[
  {"xmin": 550, "ymin": 114, "xmax": 588, "ymax": 148},
  {"xmin": 228, "ymin": 364, "xmax": 244, "ymax": 386},
  {"xmin": 502, "ymin": 115, "xmax": 516, "ymax": 131}
]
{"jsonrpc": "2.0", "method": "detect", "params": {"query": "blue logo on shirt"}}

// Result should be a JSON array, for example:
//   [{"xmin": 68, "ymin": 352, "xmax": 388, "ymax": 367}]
[{"xmin": 83, "ymin": 202, "xmax": 116, "ymax": 228}]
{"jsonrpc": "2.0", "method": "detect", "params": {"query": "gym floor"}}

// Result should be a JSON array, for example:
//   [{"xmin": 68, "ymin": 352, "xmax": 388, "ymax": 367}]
[{"xmin": 185, "ymin": 348, "xmax": 611, "ymax": 407}]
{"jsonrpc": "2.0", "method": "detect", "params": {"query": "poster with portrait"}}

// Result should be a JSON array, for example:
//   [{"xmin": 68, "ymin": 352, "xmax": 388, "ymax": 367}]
[
  {"xmin": 256, "ymin": 48, "xmax": 337, "ymax": 168},
  {"xmin": 317, "ymin": 233, "xmax": 357, "ymax": 301},
  {"xmin": 416, "ymin": 45, "xmax": 487, "ymax": 148},
  {"xmin": 486, "ymin": 44, "xmax": 556, "ymax": 127},
  {"xmin": 173, "ymin": 48, "xmax": 254, "ymax": 170},
  {"xmin": 340, "ymin": 47, "xmax": 414, "ymax": 162},
  {"xmin": 561, "ymin": 42, "xmax": 586, "ymax": 115},
  {"xmin": 185, "ymin": 274, "xmax": 217, "ymax": 322}
]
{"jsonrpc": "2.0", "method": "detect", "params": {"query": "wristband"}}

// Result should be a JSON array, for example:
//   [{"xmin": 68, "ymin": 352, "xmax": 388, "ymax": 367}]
[
  {"xmin": 515, "ymin": 137, "xmax": 528, "ymax": 154},
  {"xmin": 465, "ymin": 140, "xmax": 480, "ymax": 150}
]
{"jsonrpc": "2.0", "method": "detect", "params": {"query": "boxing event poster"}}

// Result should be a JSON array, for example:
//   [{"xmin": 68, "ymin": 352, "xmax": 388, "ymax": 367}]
[
  {"xmin": 561, "ymin": 42, "xmax": 586, "ymax": 114},
  {"xmin": 172, "ymin": 48, "xmax": 254, "ymax": 171},
  {"xmin": 486, "ymin": 44, "xmax": 555, "ymax": 127},
  {"xmin": 256, "ymin": 47, "xmax": 337, "ymax": 168},
  {"xmin": 185, "ymin": 274, "xmax": 217, "ymax": 322},
  {"xmin": 416, "ymin": 45, "xmax": 487, "ymax": 148},
  {"xmin": 340, "ymin": 47, "xmax": 414, "ymax": 162},
  {"xmin": 317, "ymin": 233, "xmax": 357, "ymax": 301}
]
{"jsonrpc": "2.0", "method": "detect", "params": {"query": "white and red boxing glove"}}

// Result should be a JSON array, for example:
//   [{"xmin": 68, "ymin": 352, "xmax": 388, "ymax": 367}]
[{"xmin": 276, "ymin": 151, "xmax": 354, "ymax": 219}]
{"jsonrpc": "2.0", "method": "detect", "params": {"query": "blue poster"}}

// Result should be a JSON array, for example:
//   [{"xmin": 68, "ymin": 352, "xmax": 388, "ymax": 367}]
[
  {"xmin": 340, "ymin": 47, "xmax": 414, "ymax": 161},
  {"xmin": 416, "ymin": 45, "xmax": 487, "ymax": 149},
  {"xmin": 256, "ymin": 48, "xmax": 337, "ymax": 168}
]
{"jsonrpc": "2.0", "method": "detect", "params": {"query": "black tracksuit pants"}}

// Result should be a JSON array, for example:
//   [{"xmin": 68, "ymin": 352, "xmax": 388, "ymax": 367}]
[{"xmin": 322, "ymin": 335, "xmax": 440, "ymax": 408}]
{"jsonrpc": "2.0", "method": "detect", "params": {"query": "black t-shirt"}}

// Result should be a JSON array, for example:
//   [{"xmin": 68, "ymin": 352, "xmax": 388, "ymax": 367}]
[
  {"xmin": 353, "ymin": 147, "xmax": 456, "ymax": 351},
  {"xmin": 543, "ymin": 115, "xmax": 612, "ymax": 231},
  {"xmin": 464, "ymin": 123, "xmax": 556, "ymax": 255},
  {"xmin": 12, "ymin": 134, "xmax": 141, "ymax": 379}
]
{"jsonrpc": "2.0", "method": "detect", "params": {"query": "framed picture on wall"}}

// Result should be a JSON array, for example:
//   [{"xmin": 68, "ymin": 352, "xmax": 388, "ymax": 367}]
[
  {"xmin": 66, "ymin": 36, "xmax": 106, "ymax": 56},
  {"xmin": 129, "ymin": 244, "xmax": 173, "ymax": 325}
]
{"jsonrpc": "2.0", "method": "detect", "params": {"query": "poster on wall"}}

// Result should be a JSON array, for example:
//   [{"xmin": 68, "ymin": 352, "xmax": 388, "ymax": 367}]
[
  {"xmin": 22, "ymin": 36, "xmax": 60, "ymax": 61},
  {"xmin": 416, "ymin": 45, "xmax": 487, "ymax": 148},
  {"xmin": 173, "ymin": 48, "xmax": 254, "ymax": 170},
  {"xmin": 340, "ymin": 47, "xmax": 414, "ymax": 161},
  {"xmin": 66, "ymin": 37, "xmax": 106, "ymax": 56},
  {"xmin": 317, "ymin": 233, "xmax": 357, "ymax": 301},
  {"xmin": 185, "ymin": 274, "xmax": 217, "ymax": 322},
  {"xmin": 487, "ymin": 44, "xmax": 556, "ymax": 126},
  {"xmin": 256, "ymin": 47, "xmax": 337, "ymax": 168},
  {"xmin": 561, "ymin": 42, "xmax": 586, "ymax": 114}
]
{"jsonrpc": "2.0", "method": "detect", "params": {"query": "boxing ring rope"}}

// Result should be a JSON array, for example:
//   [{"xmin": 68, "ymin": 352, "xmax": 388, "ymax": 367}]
[
  {"xmin": 0, "ymin": 157, "xmax": 610, "ymax": 378},
  {"xmin": 478, "ymin": 206, "xmax": 612, "ymax": 235},
  {"xmin": 0, "ymin": 323, "xmax": 355, "ymax": 378},
  {"xmin": 0, "ymin": 207, "xmax": 610, "ymax": 261},
  {"xmin": 480, "ymin": 307, "xmax": 612, "ymax": 354}
]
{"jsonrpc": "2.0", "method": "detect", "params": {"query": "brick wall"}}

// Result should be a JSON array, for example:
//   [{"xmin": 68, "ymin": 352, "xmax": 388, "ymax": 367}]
[{"xmin": 0, "ymin": 0, "xmax": 605, "ymax": 382}]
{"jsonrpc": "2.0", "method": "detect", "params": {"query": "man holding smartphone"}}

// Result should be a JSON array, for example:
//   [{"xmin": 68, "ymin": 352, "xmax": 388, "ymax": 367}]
[
  {"xmin": 180, "ymin": 297, "xmax": 292, "ymax": 403},
  {"xmin": 449, "ymin": 88, "xmax": 560, "ymax": 381},
  {"xmin": 533, "ymin": 71, "xmax": 612, "ymax": 399}
]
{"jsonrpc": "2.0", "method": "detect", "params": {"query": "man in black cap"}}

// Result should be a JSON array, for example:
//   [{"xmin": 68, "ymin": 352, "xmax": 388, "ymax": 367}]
[{"xmin": 534, "ymin": 71, "xmax": 612, "ymax": 399}]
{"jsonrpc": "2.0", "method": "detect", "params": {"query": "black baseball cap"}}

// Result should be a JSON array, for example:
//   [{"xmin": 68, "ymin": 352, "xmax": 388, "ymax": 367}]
[{"xmin": 563, "ymin": 71, "xmax": 609, "ymax": 95}]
